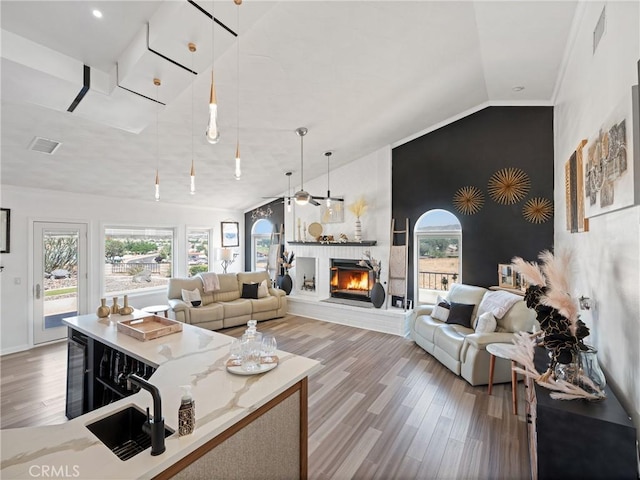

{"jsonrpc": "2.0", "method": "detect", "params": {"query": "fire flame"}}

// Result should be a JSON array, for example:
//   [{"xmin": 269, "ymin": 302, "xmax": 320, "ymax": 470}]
[{"xmin": 331, "ymin": 271, "xmax": 369, "ymax": 291}]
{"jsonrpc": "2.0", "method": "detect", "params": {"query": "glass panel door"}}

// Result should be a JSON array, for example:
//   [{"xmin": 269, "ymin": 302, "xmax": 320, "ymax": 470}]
[{"xmin": 33, "ymin": 222, "xmax": 87, "ymax": 344}]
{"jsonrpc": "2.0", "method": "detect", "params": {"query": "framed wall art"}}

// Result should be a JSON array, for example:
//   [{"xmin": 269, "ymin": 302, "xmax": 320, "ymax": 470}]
[
  {"xmin": 1, "ymin": 208, "xmax": 10, "ymax": 253},
  {"xmin": 221, "ymin": 221, "xmax": 239, "ymax": 248},
  {"xmin": 584, "ymin": 94, "xmax": 636, "ymax": 218}
]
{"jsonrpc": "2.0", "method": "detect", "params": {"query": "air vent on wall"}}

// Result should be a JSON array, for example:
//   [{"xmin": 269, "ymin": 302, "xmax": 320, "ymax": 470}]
[
  {"xmin": 593, "ymin": 6, "xmax": 606, "ymax": 54},
  {"xmin": 28, "ymin": 137, "xmax": 62, "ymax": 155}
]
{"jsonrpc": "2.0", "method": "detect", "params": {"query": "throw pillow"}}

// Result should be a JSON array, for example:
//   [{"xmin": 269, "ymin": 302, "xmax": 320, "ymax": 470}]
[
  {"xmin": 241, "ymin": 283, "xmax": 259, "ymax": 299},
  {"xmin": 446, "ymin": 302, "xmax": 475, "ymax": 328},
  {"xmin": 431, "ymin": 295, "xmax": 450, "ymax": 322},
  {"xmin": 181, "ymin": 288, "xmax": 202, "ymax": 307},
  {"xmin": 475, "ymin": 311, "xmax": 497, "ymax": 333},
  {"xmin": 477, "ymin": 290, "xmax": 522, "ymax": 319},
  {"xmin": 257, "ymin": 279, "xmax": 270, "ymax": 298}
]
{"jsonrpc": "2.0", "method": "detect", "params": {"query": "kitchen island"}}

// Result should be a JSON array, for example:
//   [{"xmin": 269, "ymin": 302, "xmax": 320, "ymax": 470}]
[{"xmin": 0, "ymin": 311, "xmax": 321, "ymax": 479}]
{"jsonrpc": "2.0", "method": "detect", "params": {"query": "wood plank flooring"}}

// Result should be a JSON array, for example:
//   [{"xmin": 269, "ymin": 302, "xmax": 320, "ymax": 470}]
[{"xmin": 1, "ymin": 315, "xmax": 530, "ymax": 479}]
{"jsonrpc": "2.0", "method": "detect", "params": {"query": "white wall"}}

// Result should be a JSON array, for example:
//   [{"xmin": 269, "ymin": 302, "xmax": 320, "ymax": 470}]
[
  {"xmin": 554, "ymin": 1, "xmax": 639, "ymax": 430},
  {"xmin": 283, "ymin": 146, "xmax": 392, "ymax": 298},
  {"xmin": 0, "ymin": 185, "xmax": 243, "ymax": 354}
]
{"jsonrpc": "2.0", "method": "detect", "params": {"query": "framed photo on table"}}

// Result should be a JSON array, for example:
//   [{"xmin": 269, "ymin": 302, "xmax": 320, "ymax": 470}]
[
  {"xmin": 498, "ymin": 264, "xmax": 515, "ymax": 289},
  {"xmin": 1, "ymin": 208, "xmax": 10, "ymax": 253},
  {"xmin": 221, "ymin": 221, "xmax": 239, "ymax": 247}
]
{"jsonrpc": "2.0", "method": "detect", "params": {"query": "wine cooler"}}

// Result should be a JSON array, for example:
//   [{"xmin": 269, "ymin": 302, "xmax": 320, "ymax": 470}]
[{"xmin": 65, "ymin": 328, "xmax": 156, "ymax": 419}]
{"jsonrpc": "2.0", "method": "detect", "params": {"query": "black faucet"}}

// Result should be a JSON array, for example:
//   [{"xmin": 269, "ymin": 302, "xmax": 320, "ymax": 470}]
[{"xmin": 127, "ymin": 374, "xmax": 165, "ymax": 456}]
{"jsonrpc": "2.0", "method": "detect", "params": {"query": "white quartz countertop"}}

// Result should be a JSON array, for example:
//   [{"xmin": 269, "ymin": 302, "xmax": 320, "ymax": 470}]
[{"xmin": 0, "ymin": 311, "xmax": 321, "ymax": 479}]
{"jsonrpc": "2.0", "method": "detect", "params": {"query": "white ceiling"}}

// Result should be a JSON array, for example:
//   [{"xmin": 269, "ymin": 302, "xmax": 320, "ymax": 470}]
[{"xmin": 0, "ymin": 1, "xmax": 578, "ymax": 211}]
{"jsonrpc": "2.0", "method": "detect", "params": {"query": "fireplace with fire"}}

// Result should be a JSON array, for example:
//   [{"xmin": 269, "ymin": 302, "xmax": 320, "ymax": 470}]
[{"xmin": 330, "ymin": 259, "xmax": 375, "ymax": 302}]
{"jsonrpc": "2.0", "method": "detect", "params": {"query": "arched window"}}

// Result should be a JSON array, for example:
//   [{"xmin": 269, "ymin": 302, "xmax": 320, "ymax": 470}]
[
  {"xmin": 251, "ymin": 219, "xmax": 274, "ymax": 271},
  {"xmin": 414, "ymin": 209, "xmax": 462, "ymax": 305}
]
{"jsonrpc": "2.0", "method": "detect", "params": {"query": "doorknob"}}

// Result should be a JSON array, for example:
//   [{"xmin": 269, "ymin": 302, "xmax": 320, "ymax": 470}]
[{"xmin": 35, "ymin": 283, "xmax": 41, "ymax": 299}]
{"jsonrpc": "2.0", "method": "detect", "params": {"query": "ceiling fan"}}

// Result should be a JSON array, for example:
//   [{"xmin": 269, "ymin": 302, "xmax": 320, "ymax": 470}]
[{"xmin": 293, "ymin": 128, "xmax": 344, "ymax": 207}]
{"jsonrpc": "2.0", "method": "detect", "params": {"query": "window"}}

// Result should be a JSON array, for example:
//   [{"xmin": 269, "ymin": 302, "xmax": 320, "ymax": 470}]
[
  {"xmin": 414, "ymin": 209, "xmax": 462, "ymax": 305},
  {"xmin": 252, "ymin": 219, "xmax": 273, "ymax": 271},
  {"xmin": 104, "ymin": 226, "xmax": 174, "ymax": 295},
  {"xmin": 187, "ymin": 228, "xmax": 210, "ymax": 277}
]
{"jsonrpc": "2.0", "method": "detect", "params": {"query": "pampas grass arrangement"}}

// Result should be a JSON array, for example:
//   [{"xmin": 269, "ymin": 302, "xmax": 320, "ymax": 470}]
[
  {"xmin": 510, "ymin": 249, "xmax": 604, "ymax": 399},
  {"xmin": 348, "ymin": 197, "xmax": 368, "ymax": 219}
]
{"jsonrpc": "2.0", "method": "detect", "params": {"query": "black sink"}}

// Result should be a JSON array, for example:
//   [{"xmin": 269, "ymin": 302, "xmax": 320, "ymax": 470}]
[{"xmin": 86, "ymin": 405, "xmax": 174, "ymax": 461}]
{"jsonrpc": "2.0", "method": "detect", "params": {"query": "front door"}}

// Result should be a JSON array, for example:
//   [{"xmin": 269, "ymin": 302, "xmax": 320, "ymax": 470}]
[{"xmin": 33, "ymin": 222, "xmax": 88, "ymax": 344}]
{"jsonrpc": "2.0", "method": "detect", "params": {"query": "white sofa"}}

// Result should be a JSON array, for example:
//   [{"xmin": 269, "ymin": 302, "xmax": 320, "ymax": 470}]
[
  {"xmin": 167, "ymin": 271, "xmax": 287, "ymax": 331},
  {"xmin": 410, "ymin": 284, "xmax": 535, "ymax": 386}
]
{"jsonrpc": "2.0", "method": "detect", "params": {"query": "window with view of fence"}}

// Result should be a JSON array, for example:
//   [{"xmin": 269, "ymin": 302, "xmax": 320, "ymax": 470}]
[{"xmin": 414, "ymin": 210, "xmax": 462, "ymax": 304}]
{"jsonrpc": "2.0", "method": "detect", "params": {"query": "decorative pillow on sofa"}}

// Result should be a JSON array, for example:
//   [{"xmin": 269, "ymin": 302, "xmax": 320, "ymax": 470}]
[
  {"xmin": 477, "ymin": 290, "xmax": 522, "ymax": 319},
  {"xmin": 475, "ymin": 311, "xmax": 497, "ymax": 333},
  {"xmin": 432, "ymin": 295, "xmax": 450, "ymax": 322},
  {"xmin": 181, "ymin": 288, "xmax": 202, "ymax": 307},
  {"xmin": 241, "ymin": 283, "xmax": 259, "ymax": 299},
  {"xmin": 446, "ymin": 302, "xmax": 475, "ymax": 328},
  {"xmin": 257, "ymin": 279, "xmax": 270, "ymax": 298}
]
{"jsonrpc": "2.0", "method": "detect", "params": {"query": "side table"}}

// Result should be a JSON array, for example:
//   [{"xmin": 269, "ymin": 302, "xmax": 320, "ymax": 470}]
[
  {"xmin": 142, "ymin": 304, "xmax": 170, "ymax": 318},
  {"xmin": 486, "ymin": 342, "xmax": 519, "ymax": 415}
]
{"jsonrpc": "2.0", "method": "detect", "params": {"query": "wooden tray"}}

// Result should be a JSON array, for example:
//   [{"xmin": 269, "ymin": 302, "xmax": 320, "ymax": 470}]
[{"xmin": 117, "ymin": 315, "xmax": 183, "ymax": 341}]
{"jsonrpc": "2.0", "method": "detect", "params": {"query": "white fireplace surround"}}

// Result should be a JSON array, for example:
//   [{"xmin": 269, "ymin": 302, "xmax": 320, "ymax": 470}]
[{"xmin": 284, "ymin": 242, "xmax": 412, "ymax": 337}]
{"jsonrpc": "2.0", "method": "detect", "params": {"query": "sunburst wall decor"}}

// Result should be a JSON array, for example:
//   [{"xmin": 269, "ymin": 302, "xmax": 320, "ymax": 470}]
[
  {"xmin": 522, "ymin": 197, "xmax": 553, "ymax": 223},
  {"xmin": 453, "ymin": 186, "xmax": 484, "ymax": 215},
  {"xmin": 487, "ymin": 167, "xmax": 530, "ymax": 204}
]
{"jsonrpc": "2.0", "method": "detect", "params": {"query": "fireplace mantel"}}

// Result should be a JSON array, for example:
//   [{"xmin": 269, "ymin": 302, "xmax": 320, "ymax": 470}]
[{"xmin": 288, "ymin": 241, "xmax": 377, "ymax": 246}]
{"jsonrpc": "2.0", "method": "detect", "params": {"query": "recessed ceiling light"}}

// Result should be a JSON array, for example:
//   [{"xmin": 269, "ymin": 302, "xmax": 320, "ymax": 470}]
[
  {"xmin": 512, "ymin": 86, "xmax": 525, "ymax": 92},
  {"xmin": 92, "ymin": 9, "xmax": 103, "ymax": 18}
]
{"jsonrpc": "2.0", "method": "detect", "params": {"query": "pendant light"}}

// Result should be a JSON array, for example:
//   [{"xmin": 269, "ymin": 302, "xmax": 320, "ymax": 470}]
[
  {"xmin": 324, "ymin": 151, "xmax": 333, "ymax": 210},
  {"xmin": 286, "ymin": 171, "xmax": 293, "ymax": 212},
  {"xmin": 294, "ymin": 127, "xmax": 311, "ymax": 205},
  {"xmin": 234, "ymin": 0, "xmax": 242, "ymax": 180},
  {"xmin": 154, "ymin": 78, "xmax": 161, "ymax": 201},
  {"xmin": 205, "ymin": 2, "xmax": 219, "ymax": 144},
  {"xmin": 189, "ymin": 43, "xmax": 196, "ymax": 194}
]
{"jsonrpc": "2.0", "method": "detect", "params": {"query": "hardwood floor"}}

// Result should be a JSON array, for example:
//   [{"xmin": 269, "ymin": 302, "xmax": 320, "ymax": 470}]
[{"xmin": 0, "ymin": 315, "xmax": 530, "ymax": 479}]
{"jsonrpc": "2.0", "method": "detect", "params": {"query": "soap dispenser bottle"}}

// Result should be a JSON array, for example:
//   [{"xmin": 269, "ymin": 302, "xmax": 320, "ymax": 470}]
[{"xmin": 178, "ymin": 385, "xmax": 195, "ymax": 436}]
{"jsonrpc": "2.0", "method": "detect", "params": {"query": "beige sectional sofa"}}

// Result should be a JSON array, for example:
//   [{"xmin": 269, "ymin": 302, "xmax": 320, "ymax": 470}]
[
  {"xmin": 411, "ymin": 283, "xmax": 535, "ymax": 386},
  {"xmin": 167, "ymin": 271, "xmax": 287, "ymax": 331}
]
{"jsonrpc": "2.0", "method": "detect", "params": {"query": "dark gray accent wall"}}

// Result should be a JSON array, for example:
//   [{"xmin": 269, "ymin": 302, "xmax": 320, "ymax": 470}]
[
  {"xmin": 392, "ymin": 106, "xmax": 554, "ymax": 297},
  {"xmin": 243, "ymin": 199, "xmax": 285, "ymax": 271}
]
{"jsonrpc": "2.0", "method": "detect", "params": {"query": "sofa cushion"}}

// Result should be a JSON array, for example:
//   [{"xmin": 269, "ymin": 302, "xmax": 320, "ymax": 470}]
[
  {"xmin": 446, "ymin": 302, "xmax": 475, "ymax": 328},
  {"xmin": 413, "ymin": 314, "xmax": 444, "ymax": 345},
  {"xmin": 241, "ymin": 283, "xmax": 259, "ymax": 299},
  {"xmin": 477, "ymin": 290, "xmax": 522, "ymax": 319},
  {"xmin": 432, "ymin": 295, "xmax": 450, "ymax": 322},
  {"xmin": 168, "ymin": 277, "xmax": 203, "ymax": 301},
  {"xmin": 250, "ymin": 295, "xmax": 279, "ymax": 313},
  {"xmin": 434, "ymin": 325, "xmax": 468, "ymax": 361},
  {"xmin": 181, "ymin": 288, "xmax": 201, "ymax": 306},
  {"xmin": 190, "ymin": 303, "xmax": 224, "ymax": 324},
  {"xmin": 475, "ymin": 311, "xmax": 497, "ymax": 333},
  {"xmin": 221, "ymin": 299, "xmax": 252, "ymax": 318},
  {"xmin": 447, "ymin": 284, "xmax": 487, "ymax": 321},
  {"xmin": 258, "ymin": 279, "xmax": 270, "ymax": 298},
  {"xmin": 497, "ymin": 299, "xmax": 535, "ymax": 333}
]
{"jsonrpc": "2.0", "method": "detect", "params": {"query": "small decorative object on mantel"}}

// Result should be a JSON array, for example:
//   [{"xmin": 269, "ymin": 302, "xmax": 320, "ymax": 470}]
[
  {"xmin": 359, "ymin": 251, "xmax": 385, "ymax": 308},
  {"xmin": 510, "ymin": 249, "xmax": 606, "ymax": 400},
  {"xmin": 277, "ymin": 251, "xmax": 295, "ymax": 295},
  {"xmin": 96, "ymin": 298, "xmax": 110, "ymax": 318},
  {"xmin": 348, "ymin": 197, "xmax": 368, "ymax": 242}
]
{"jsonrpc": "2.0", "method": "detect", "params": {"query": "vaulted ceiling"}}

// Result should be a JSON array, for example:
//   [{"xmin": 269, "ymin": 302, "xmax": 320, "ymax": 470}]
[{"xmin": 0, "ymin": 1, "xmax": 577, "ymax": 211}]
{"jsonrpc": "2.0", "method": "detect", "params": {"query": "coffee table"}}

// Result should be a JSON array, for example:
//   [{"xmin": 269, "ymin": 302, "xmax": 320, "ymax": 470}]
[
  {"xmin": 486, "ymin": 342, "xmax": 519, "ymax": 415},
  {"xmin": 142, "ymin": 304, "xmax": 170, "ymax": 318}
]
